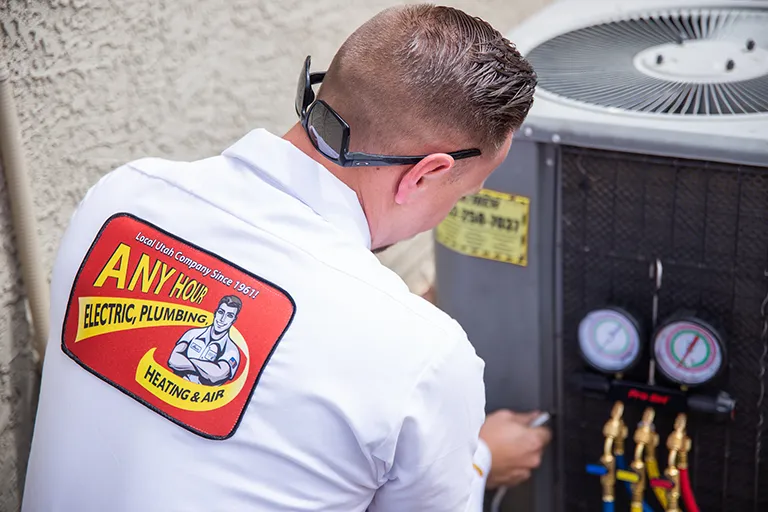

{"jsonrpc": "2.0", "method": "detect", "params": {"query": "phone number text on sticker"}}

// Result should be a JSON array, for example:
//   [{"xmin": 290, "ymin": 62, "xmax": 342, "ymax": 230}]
[
  {"xmin": 435, "ymin": 188, "xmax": 530, "ymax": 266},
  {"xmin": 62, "ymin": 213, "xmax": 296, "ymax": 439}
]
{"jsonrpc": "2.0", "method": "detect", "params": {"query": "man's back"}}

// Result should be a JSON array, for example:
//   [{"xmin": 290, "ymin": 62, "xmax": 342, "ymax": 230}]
[{"xmin": 22, "ymin": 129, "xmax": 486, "ymax": 512}]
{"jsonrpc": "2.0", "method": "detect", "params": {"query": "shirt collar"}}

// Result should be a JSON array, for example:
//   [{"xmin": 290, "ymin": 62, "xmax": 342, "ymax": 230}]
[
  {"xmin": 197, "ymin": 326, "xmax": 232, "ymax": 345},
  {"xmin": 222, "ymin": 128, "xmax": 372, "ymax": 249}
]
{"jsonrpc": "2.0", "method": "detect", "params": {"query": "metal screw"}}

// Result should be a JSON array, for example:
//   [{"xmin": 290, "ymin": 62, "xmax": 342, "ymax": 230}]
[
  {"xmin": 746, "ymin": 39, "xmax": 756, "ymax": 51},
  {"xmin": 656, "ymin": 54, "xmax": 664, "ymax": 65},
  {"xmin": 551, "ymin": 134, "xmax": 561, "ymax": 144},
  {"xmin": 726, "ymin": 59, "xmax": 735, "ymax": 71}
]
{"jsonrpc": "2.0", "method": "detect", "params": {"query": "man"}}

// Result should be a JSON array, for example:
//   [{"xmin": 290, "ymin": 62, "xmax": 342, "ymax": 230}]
[
  {"xmin": 168, "ymin": 295, "xmax": 242, "ymax": 385},
  {"xmin": 23, "ymin": 5, "xmax": 548, "ymax": 511}
]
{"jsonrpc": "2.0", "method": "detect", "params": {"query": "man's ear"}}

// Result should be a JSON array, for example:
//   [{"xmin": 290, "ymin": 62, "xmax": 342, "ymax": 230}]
[{"xmin": 394, "ymin": 153, "xmax": 455, "ymax": 205}]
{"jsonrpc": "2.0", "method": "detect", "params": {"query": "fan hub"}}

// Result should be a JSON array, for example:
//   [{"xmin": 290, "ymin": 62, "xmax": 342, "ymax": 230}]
[{"xmin": 634, "ymin": 40, "xmax": 768, "ymax": 83}]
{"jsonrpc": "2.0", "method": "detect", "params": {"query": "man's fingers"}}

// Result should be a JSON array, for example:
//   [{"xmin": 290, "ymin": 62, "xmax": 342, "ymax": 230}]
[
  {"xmin": 509, "ymin": 410, "xmax": 541, "ymax": 425},
  {"xmin": 534, "ymin": 426, "xmax": 553, "ymax": 445},
  {"xmin": 487, "ymin": 409, "xmax": 516, "ymax": 423},
  {"xmin": 520, "ymin": 427, "xmax": 552, "ymax": 454},
  {"xmin": 527, "ymin": 452, "xmax": 543, "ymax": 469},
  {"xmin": 507, "ymin": 469, "xmax": 532, "ymax": 486},
  {"xmin": 492, "ymin": 468, "xmax": 532, "ymax": 488}
]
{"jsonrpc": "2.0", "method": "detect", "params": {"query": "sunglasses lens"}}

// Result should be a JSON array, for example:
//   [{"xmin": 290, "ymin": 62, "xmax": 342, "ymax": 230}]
[{"xmin": 307, "ymin": 102, "xmax": 344, "ymax": 160}]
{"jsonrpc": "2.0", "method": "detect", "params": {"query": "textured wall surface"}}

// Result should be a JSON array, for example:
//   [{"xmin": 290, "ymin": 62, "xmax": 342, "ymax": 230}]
[{"xmin": 0, "ymin": 0, "xmax": 549, "ymax": 508}]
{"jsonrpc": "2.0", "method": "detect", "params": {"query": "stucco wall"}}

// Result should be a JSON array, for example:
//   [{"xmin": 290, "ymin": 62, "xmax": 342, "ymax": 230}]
[{"xmin": 0, "ymin": 0, "xmax": 550, "ymax": 508}]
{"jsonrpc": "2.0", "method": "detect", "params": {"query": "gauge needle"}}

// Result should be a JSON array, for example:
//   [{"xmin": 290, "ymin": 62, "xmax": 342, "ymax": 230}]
[
  {"xmin": 597, "ymin": 325, "xmax": 622, "ymax": 352},
  {"xmin": 677, "ymin": 335, "xmax": 700, "ymax": 368}
]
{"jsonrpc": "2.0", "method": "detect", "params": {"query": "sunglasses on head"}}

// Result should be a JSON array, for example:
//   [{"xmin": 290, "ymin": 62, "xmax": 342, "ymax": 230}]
[{"xmin": 295, "ymin": 56, "xmax": 482, "ymax": 168}]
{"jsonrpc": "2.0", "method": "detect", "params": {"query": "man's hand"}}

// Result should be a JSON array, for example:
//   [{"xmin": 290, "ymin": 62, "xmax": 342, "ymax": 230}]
[{"xmin": 479, "ymin": 409, "xmax": 552, "ymax": 489}]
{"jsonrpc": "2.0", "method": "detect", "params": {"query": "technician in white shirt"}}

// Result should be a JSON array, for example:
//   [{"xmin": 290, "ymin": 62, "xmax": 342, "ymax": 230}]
[{"xmin": 23, "ymin": 4, "xmax": 549, "ymax": 512}]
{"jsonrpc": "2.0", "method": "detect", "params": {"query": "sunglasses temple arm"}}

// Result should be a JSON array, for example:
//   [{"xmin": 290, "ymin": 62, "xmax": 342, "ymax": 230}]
[
  {"xmin": 344, "ymin": 152, "xmax": 425, "ymax": 167},
  {"xmin": 309, "ymin": 72, "xmax": 325, "ymax": 85},
  {"xmin": 345, "ymin": 149, "xmax": 481, "ymax": 167}
]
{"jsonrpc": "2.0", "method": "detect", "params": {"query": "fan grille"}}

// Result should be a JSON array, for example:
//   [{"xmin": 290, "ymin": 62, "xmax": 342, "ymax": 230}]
[{"xmin": 526, "ymin": 8, "xmax": 768, "ymax": 115}]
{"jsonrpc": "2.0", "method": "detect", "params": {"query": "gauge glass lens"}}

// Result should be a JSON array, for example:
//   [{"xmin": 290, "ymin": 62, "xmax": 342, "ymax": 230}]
[
  {"xmin": 578, "ymin": 309, "xmax": 641, "ymax": 373},
  {"xmin": 653, "ymin": 320, "xmax": 723, "ymax": 385}
]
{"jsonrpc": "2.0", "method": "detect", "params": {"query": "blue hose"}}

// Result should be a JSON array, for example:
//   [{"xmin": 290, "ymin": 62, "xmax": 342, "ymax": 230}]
[
  {"xmin": 615, "ymin": 454, "xmax": 654, "ymax": 512},
  {"xmin": 603, "ymin": 501, "xmax": 615, "ymax": 512}
]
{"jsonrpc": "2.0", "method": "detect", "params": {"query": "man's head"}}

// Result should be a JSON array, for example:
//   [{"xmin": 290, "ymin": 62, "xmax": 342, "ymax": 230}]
[
  {"xmin": 213, "ymin": 295, "xmax": 242, "ymax": 335},
  {"xmin": 286, "ymin": 4, "xmax": 536, "ymax": 249}
]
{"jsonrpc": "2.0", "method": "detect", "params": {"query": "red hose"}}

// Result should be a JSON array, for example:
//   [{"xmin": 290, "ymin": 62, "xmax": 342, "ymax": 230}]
[{"xmin": 680, "ymin": 467, "xmax": 700, "ymax": 512}]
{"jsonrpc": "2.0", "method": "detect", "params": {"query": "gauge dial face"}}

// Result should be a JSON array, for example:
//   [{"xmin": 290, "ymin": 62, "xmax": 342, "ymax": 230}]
[
  {"xmin": 653, "ymin": 320, "xmax": 723, "ymax": 386},
  {"xmin": 578, "ymin": 308, "xmax": 641, "ymax": 373}
]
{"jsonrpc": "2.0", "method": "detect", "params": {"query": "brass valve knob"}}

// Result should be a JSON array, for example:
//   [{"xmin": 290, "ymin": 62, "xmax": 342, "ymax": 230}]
[
  {"xmin": 634, "ymin": 408, "xmax": 656, "ymax": 446},
  {"xmin": 603, "ymin": 402, "xmax": 624, "ymax": 440},
  {"xmin": 677, "ymin": 436, "xmax": 692, "ymax": 472},
  {"xmin": 589, "ymin": 401, "xmax": 627, "ymax": 503},
  {"xmin": 667, "ymin": 414, "xmax": 686, "ymax": 453}
]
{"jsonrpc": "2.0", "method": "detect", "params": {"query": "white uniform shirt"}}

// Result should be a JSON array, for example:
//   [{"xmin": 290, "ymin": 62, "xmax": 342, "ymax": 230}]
[{"xmin": 23, "ymin": 129, "xmax": 489, "ymax": 512}]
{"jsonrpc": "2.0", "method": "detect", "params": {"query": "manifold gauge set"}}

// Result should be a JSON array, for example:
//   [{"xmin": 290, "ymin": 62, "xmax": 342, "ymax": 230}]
[
  {"xmin": 579, "ymin": 307, "xmax": 725, "ymax": 387},
  {"xmin": 576, "ymin": 299, "xmax": 735, "ymax": 512},
  {"xmin": 575, "ymin": 304, "xmax": 734, "ymax": 419}
]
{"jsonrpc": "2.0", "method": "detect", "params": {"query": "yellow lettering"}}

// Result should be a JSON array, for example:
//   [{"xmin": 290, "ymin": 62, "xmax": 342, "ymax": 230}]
[
  {"xmin": 169, "ymin": 273, "xmax": 189, "ymax": 300},
  {"xmin": 193, "ymin": 284, "xmax": 208, "ymax": 305},
  {"xmin": 182, "ymin": 280, "xmax": 198, "ymax": 301},
  {"xmin": 127, "ymin": 254, "xmax": 162, "ymax": 293},
  {"xmin": 93, "ymin": 243, "xmax": 131, "ymax": 289},
  {"xmin": 153, "ymin": 263, "xmax": 177, "ymax": 295}
]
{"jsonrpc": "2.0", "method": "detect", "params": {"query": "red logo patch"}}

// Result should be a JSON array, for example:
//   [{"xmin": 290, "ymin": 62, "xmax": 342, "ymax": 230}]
[{"xmin": 62, "ymin": 214, "xmax": 295, "ymax": 439}]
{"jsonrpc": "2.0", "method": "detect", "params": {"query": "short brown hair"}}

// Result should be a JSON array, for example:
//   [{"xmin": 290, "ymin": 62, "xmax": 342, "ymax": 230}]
[
  {"xmin": 218, "ymin": 295, "xmax": 242, "ymax": 316},
  {"xmin": 317, "ymin": 4, "xmax": 536, "ymax": 155}
]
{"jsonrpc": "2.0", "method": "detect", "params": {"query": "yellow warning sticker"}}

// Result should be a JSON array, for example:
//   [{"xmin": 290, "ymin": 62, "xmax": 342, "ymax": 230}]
[{"xmin": 435, "ymin": 188, "xmax": 530, "ymax": 267}]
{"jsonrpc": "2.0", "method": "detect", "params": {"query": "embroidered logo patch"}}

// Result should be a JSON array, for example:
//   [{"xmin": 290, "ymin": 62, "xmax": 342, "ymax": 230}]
[{"xmin": 62, "ymin": 213, "xmax": 296, "ymax": 439}]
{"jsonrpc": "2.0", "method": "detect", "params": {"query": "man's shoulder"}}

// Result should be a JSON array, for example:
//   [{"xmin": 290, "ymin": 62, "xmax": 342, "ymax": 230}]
[
  {"xmin": 387, "ymin": 291, "xmax": 468, "ymax": 344},
  {"xmin": 342, "ymin": 262, "xmax": 474, "ymax": 357},
  {"xmin": 123, "ymin": 155, "xmax": 221, "ymax": 178},
  {"xmin": 92, "ymin": 155, "xmax": 224, "ymax": 186},
  {"xmin": 73, "ymin": 155, "xmax": 213, "ymax": 208},
  {"xmin": 389, "ymin": 296, "xmax": 479, "ymax": 372}
]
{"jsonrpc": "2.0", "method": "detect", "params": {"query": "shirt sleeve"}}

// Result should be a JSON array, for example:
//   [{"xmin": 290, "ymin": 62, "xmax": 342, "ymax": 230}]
[
  {"xmin": 220, "ymin": 339, "xmax": 241, "ymax": 379},
  {"xmin": 467, "ymin": 439, "xmax": 492, "ymax": 512},
  {"xmin": 368, "ymin": 338, "xmax": 487, "ymax": 512}
]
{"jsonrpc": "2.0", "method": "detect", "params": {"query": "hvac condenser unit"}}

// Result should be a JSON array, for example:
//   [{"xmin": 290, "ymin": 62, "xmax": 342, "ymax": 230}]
[{"xmin": 434, "ymin": 1, "xmax": 768, "ymax": 511}]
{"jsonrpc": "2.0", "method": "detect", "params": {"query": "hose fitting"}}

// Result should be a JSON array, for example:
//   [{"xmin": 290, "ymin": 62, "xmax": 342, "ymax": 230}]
[
  {"xmin": 600, "ymin": 401, "xmax": 625, "ymax": 502},
  {"xmin": 630, "ymin": 408, "xmax": 655, "ymax": 510},
  {"xmin": 664, "ymin": 413, "xmax": 687, "ymax": 512}
]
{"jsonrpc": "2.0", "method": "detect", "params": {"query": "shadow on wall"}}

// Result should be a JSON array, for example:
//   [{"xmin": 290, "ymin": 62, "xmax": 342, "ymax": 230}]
[
  {"xmin": 0, "ymin": 279, "xmax": 40, "ymax": 511},
  {"xmin": 1, "ymin": 58, "xmax": 49, "ymax": 509},
  {"xmin": 1, "ymin": 102, "xmax": 42, "ymax": 502}
]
